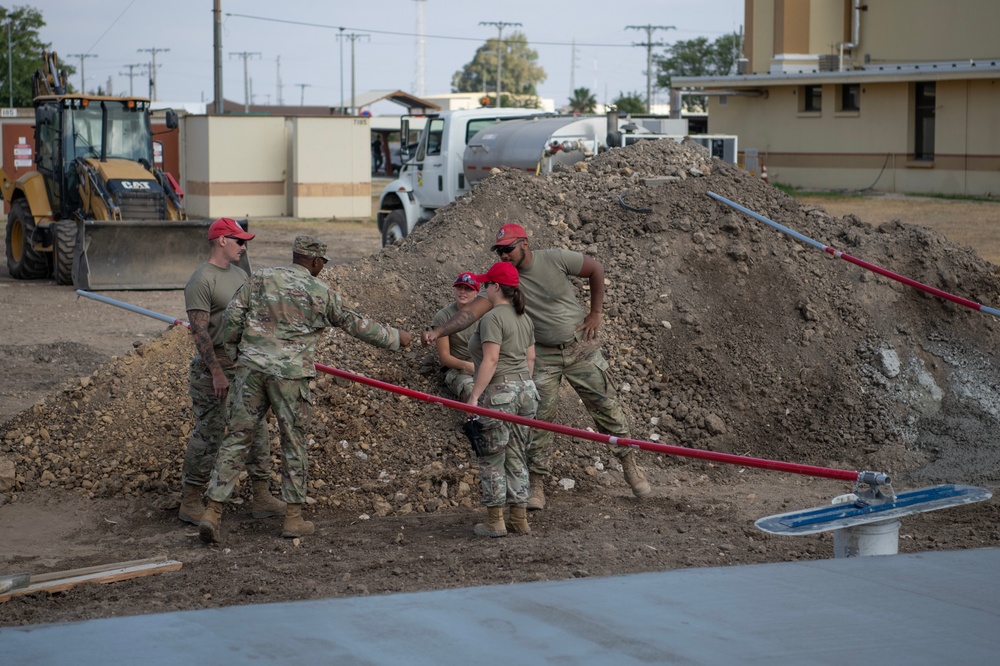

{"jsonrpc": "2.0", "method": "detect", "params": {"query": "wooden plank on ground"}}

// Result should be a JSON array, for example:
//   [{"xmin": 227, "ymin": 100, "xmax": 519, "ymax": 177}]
[{"xmin": 0, "ymin": 559, "xmax": 183, "ymax": 603}]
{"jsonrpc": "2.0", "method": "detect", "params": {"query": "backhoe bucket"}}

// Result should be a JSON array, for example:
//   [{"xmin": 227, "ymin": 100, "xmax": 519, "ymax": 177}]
[{"xmin": 72, "ymin": 219, "xmax": 252, "ymax": 291}]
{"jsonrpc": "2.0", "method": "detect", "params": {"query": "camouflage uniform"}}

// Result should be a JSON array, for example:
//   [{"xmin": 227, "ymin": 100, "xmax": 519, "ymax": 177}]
[
  {"xmin": 468, "ymin": 302, "xmax": 537, "ymax": 507},
  {"xmin": 206, "ymin": 238, "xmax": 403, "ymax": 505},
  {"xmin": 476, "ymin": 379, "xmax": 539, "ymax": 506},
  {"xmin": 529, "ymin": 332, "xmax": 629, "ymax": 475},
  {"xmin": 182, "ymin": 261, "xmax": 272, "ymax": 488}
]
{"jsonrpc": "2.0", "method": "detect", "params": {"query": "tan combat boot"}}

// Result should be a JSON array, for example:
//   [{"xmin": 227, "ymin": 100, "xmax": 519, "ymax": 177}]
[
  {"xmin": 473, "ymin": 506, "xmax": 507, "ymax": 537},
  {"xmin": 198, "ymin": 500, "xmax": 225, "ymax": 544},
  {"xmin": 621, "ymin": 450, "xmax": 652, "ymax": 497},
  {"xmin": 251, "ymin": 480, "xmax": 287, "ymax": 518},
  {"xmin": 506, "ymin": 506, "xmax": 530, "ymax": 535},
  {"xmin": 527, "ymin": 472, "xmax": 546, "ymax": 511},
  {"xmin": 178, "ymin": 483, "xmax": 205, "ymax": 525},
  {"xmin": 281, "ymin": 504, "xmax": 315, "ymax": 538}
]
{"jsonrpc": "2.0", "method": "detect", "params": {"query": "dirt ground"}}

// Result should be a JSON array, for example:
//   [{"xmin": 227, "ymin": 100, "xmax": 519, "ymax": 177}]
[{"xmin": 2, "ymin": 147, "xmax": 999, "ymax": 626}]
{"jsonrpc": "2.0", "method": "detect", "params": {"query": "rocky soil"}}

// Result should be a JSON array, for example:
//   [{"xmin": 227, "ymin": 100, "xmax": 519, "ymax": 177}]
[{"xmin": 2, "ymin": 138, "xmax": 999, "ymax": 626}]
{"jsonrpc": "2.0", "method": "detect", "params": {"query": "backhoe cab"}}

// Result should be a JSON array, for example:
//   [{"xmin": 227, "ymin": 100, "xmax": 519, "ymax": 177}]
[{"xmin": 3, "ymin": 51, "xmax": 226, "ymax": 290}]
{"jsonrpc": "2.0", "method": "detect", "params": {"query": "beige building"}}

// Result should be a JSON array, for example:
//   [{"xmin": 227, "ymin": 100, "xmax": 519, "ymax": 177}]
[{"xmin": 675, "ymin": 0, "xmax": 1000, "ymax": 196}]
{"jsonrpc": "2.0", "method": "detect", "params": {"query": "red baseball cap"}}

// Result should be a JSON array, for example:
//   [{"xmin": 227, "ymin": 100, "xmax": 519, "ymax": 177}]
[
  {"xmin": 453, "ymin": 272, "xmax": 480, "ymax": 290},
  {"xmin": 490, "ymin": 223, "xmax": 528, "ymax": 250},
  {"xmin": 208, "ymin": 217, "xmax": 255, "ymax": 241},
  {"xmin": 473, "ymin": 262, "xmax": 519, "ymax": 287}
]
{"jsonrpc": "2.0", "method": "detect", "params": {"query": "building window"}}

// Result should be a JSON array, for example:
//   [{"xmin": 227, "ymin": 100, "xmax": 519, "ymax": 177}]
[
  {"xmin": 914, "ymin": 82, "xmax": 936, "ymax": 161},
  {"xmin": 800, "ymin": 85, "xmax": 822, "ymax": 112},
  {"xmin": 838, "ymin": 84, "xmax": 860, "ymax": 112}
]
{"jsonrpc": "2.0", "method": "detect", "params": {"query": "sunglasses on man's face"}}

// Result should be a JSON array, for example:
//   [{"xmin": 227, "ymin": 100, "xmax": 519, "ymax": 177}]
[
  {"xmin": 226, "ymin": 236, "xmax": 247, "ymax": 246},
  {"xmin": 494, "ymin": 240, "xmax": 521, "ymax": 256}
]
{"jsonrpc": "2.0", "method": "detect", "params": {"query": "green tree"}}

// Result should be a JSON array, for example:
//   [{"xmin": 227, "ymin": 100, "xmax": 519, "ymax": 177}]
[
  {"xmin": 452, "ymin": 32, "xmax": 546, "ymax": 101},
  {"xmin": 0, "ymin": 5, "xmax": 72, "ymax": 107},
  {"xmin": 567, "ymin": 87, "xmax": 597, "ymax": 114},
  {"xmin": 655, "ymin": 32, "xmax": 742, "ymax": 112},
  {"xmin": 611, "ymin": 91, "xmax": 646, "ymax": 115}
]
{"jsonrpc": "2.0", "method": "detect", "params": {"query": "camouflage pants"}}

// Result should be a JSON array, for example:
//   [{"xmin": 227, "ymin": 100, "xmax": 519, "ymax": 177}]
[
  {"xmin": 444, "ymin": 367, "xmax": 474, "ymax": 402},
  {"xmin": 476, "ymin": 379, "xmax": 538, "ymax": 507},
  {"xmin": 182, "ymin": 352, "xmax": 271, "ymax": 487},
  {"xmin": 529, "ymin": 333, "xmax": 630, "ymax": 476},
  {"xmin": 206, "ymin": 366, "xmax": 312, "ymax": 505}
]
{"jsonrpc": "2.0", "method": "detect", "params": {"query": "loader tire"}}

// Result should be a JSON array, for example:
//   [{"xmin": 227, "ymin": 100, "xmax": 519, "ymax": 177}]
[
  {"xmin": 5, "ymin": 199, "xmax": 50, "ymax": 280},
  {"xmin": 53, "ymin": 220, "xmax": 78, "ymax": 286},
  {"xmin": 381, "ymin": 209, "xmax": 407, "ymax": 247}
]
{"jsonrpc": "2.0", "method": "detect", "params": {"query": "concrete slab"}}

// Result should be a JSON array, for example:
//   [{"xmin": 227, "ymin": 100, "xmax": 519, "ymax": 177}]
[{"xmin": 2, "ymin": 547, "xmax": 998, "ymax": 665}]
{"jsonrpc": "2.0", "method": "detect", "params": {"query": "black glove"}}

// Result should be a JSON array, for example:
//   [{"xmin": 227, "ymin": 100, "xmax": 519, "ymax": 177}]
[{"xmin": 462, "ymin": 416, "xmax": 486, "ymax": 457}]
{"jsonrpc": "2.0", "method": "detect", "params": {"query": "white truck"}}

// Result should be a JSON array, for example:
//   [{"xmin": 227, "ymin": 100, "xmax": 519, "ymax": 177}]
[{"xmin": 376, "ymin": 108, "xmax": 689, "ymax": 246}]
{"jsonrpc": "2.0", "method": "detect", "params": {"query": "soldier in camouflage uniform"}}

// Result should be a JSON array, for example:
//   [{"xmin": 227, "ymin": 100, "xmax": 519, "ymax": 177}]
[
  {"xmin": 423, "ymin": 223, "xmax": 651, "ymax": 511},
  {"xmin": 179, "ymin": 217, "xmax": 285, "ymax": 526},
  {"xmin": 432, "ymin": 272, "xmax": 480, "ymax": 401},
  {"xmin": 465, "ymin": 262, "xmax": 538, "ymax": 537},
  {"xmin": 199, "ymin": 235, "xmax": 413, "ymax": 543}
]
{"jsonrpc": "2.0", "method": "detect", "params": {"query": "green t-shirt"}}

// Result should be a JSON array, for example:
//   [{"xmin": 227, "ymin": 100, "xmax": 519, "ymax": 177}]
[
  {"xmin": 468, "ymin": 303, "xmax": 534, "ymax": 380},
  {"xmin": 184, "ymin": 262, "xmax": 250, "ymax": 347},
  {"xmin": 517, "ymin": 248, "xmax": 585, "ymax": 347},
  {"xmin": 431, "ymin": 301, "xmax": 473, "ymax": 362}
]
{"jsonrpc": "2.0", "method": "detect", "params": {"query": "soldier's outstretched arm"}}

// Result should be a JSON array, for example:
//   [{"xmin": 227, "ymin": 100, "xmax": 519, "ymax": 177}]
[{"xmin": 422, "ymin": 295, "xmax": 492, "ymax": 346}]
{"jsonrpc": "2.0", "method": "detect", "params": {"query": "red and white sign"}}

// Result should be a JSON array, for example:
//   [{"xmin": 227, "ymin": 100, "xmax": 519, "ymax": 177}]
[{"xmin": 14, "ymin": 137, "xmax": 32, "ymax": 169}]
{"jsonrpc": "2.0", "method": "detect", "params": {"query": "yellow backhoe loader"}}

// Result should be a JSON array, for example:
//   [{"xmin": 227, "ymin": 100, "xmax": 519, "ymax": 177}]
[{"xmin": 2, "ymin": 51, "xmax": 240, "ymax": 290}]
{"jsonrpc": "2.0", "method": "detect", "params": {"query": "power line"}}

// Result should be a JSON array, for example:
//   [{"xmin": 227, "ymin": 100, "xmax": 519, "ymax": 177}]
[{"xmin": 626, "ymin": 25, "xmax": 674, "ymax": 113}]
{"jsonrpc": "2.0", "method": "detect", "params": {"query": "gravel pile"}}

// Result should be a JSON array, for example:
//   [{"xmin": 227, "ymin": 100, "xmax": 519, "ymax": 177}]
[{"xmin": 4, "ymin": 138, "xmax": 1000, "ymax": 511}]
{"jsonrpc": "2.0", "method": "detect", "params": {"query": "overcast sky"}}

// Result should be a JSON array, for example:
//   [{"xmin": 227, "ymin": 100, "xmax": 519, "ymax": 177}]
[{"xmin": 37, "ymin": 0, "xmax": 744, "ymax": 109}]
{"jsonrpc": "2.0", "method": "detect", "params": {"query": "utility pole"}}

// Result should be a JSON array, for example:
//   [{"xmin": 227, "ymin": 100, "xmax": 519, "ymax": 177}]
[
  {"xmin": 275, "ymin": 56, "xmax": 283, "ymax": 106},
  {"xmin": 138, "ymin": 46, "xmax": 170, "ymax": 101},
  {"xmin": 569, "ymin": 38, "xmax": 578, "ymax": 100},
  {"xmin": 296, "ymin": 83, "xmax": 311, "ymax": 106},
  {"xmin": 413, "ymin": 0, "xmax": 427, "ymax": 97},
  {"xmin": 213, "ymin": 0, "xmax": 223, "ymax": 114},
  {"xmin": 479, "ymin": 21, "xmax": 521, "ymax": 109},
  {"xmin": 344, "ymin": 33, "xmax": 369, "ymax": 114},
  {"xmin": 626, "ymin": 24, "xmax": 674, "ymax": 113},
  {"xmin": 119, "ymin": 63, "xmax": 143, "ymax": 96},
  {"xmin": 229, "ymin": 51, "xmax": 261, "ymax": 113},
  {"xmin": 337, "ymin": 27, "xmax": 345, "ymax": 113},
  {"xmin": 7, "ymin": 19, "xmax": 13, "ymax": 107},
  {"xmin": 67, "ymin": 52, "xmax": 98, "ymax": 94}
]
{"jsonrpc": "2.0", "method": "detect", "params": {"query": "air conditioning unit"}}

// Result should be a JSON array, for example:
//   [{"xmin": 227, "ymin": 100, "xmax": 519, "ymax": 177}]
[{"xmin": 818, "ymin": 54, "xmax": 839, "ymax": 72}]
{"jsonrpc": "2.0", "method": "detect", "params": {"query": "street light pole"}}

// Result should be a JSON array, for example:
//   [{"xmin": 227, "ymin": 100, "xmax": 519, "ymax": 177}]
[{"xmin": 479, "ymin": 21, "xmax": 521, "ymax": 109}]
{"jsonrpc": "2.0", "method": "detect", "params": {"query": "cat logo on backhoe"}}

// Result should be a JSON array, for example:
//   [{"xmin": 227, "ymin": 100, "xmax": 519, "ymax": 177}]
[{"xmin": 121, "ymin": 181, "xmax": 152, "ymax": 190}]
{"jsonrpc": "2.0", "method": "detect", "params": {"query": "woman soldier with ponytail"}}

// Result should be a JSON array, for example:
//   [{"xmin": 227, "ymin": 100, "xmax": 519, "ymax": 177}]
[{"xmin": 465, "ymin": 262, "xmax": 539, "ymax": 537}]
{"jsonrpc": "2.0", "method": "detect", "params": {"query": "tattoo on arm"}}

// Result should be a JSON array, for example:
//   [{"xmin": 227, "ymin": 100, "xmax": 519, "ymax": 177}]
[
  {"xmin": 437, "ymin": 309, "xmax": 476, "ymax": 338},
  {"xmin": 187, "ymin": 310, "xmax": 220, "ymax": 371}
]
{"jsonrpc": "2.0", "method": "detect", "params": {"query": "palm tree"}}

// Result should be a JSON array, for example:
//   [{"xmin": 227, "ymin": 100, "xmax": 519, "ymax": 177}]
[{"xmin": 567, "ymin": 87, "xmax": 597, "ymax": 114}]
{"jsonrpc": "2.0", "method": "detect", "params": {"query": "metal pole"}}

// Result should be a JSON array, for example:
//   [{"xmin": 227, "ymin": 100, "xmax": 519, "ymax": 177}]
[
  {"xmin": 706, "ymin": 191, "xmax": 1000, "ymax": 318},
  {"xmin": 338, "ymin": 27, "xmax": 345, "ymax": 113},
  {"xmin": 67, "ymin": 53, "xmax": 98, "ymax": 94},
  {"xmin": 213, "ymin": 0, "xmax": 223, "ymax": 114},
  {"xmin": 7, "ymin": 20, "xmax": 12, "ymax": 107}
]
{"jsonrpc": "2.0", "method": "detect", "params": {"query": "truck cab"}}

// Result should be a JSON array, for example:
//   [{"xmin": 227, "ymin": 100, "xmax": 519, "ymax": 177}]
[{"xmin": 377, "ymin": 108, "xmax": 547, "ymax": 246}]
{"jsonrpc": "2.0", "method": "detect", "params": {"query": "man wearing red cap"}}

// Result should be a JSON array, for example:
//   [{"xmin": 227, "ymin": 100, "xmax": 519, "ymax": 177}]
[
  {"xmin": 424, "ymin": 223, "xmax": 651, "ymax": 508},
  {"xmin": 178, "ymin": 218, "xmax": 285, "ymax": 526}
]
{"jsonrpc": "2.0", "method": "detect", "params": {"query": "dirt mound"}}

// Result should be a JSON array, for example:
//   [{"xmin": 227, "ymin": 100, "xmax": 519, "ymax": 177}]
[{"xmin": 4, "ymin": 138, "xmax": 1000, "ymax": 514}]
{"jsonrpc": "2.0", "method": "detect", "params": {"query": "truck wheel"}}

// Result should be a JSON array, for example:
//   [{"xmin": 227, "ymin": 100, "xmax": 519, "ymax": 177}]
[
  {"xmin": 5, "ymin": 199, "xmax": 50, "ymax": 280},
  {"xmin": 381, "ymin": 209, "xmax": 408, "ymax": 246},
  {"xmin": 53, "ymin": 220, "xmax": 78, "ymax": 286}
]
